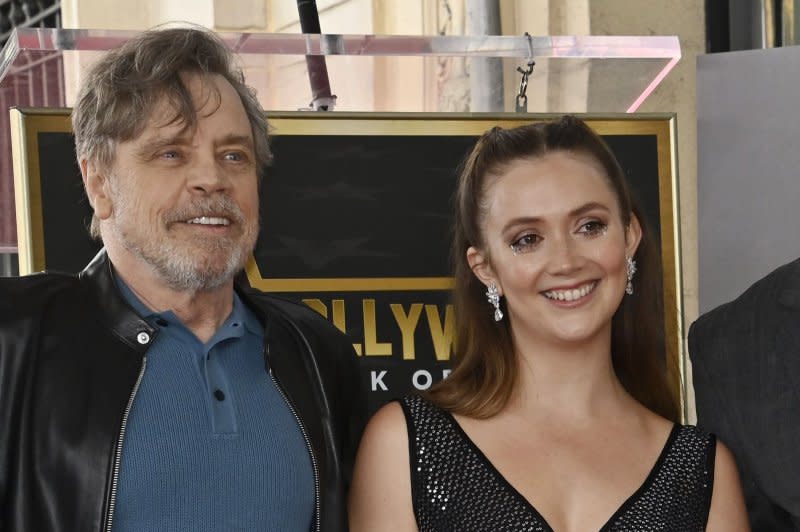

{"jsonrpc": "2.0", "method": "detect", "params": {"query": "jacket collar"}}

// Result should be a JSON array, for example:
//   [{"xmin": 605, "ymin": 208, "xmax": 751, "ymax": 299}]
[
  {"xmin": 79, "ymin": 249, "xmax": 157, "ymax": 354},
  {"xmin": 778, "ymin": 257, "xmax": 800, "ymax": 310},
  {"xmin": 78, "ymin": 250, "xmax": 265, "ymax": 352}
]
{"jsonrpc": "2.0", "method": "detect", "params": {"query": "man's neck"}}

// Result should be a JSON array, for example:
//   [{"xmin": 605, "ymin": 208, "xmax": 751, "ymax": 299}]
[{"xmin": 112, "ymin": 258, "xmax": 235, "ymax": 344}]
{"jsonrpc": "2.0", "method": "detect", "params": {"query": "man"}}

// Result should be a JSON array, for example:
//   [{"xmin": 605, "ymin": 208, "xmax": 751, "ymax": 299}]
[
  {"xmin": 0, "ymin": 27, "xmax": 363, "ymax": 531},
  {"xmin": 689, "ymin": 258, "xmax": 800, "ymax": 531}
]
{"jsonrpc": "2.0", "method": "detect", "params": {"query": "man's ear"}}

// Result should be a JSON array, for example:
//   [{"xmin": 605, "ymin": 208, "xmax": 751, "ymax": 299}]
[
  {"xmin": 81, "ymin": 158, "xmax": 113, "ymax": 220},
  {"xmin": 625, "ymin": 214, "xmax": 643, "ymax": 258},
  {"xmin": 466, "ymin": 246, "xmax": 500, "ymax": 292}
]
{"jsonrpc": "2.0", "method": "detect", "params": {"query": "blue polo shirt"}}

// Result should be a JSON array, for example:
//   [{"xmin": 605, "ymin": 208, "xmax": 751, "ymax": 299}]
[{"xmin": 112, "ymin": 280, "xmax": 315, "ymax": 532}]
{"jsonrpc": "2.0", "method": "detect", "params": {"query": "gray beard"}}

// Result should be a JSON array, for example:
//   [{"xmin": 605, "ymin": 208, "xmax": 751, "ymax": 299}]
[
  {"xmin": 109, "ymin": 192, "xmax": 256, "ymax": 292},
  {"xmin": 133, "ymin": 234, "xmax": 250, "ymax": 292}
]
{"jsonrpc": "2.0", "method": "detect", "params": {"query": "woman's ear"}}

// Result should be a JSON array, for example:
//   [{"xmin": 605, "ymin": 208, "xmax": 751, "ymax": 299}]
[
  {"xmin": 81, "ymin": 159, "xmax": 113, "ymax": 220},
  {"xmin": 467, "ymin": 246, "xmax": 500, "ymax": 292},
  {"xmin": 625, "ymin": 214, "xmax": 643, "ymax": 258}
]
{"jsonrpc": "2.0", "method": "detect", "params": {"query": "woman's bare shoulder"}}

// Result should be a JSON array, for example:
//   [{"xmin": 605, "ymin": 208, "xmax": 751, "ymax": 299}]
[{"xmin": 348, "ymin": 400, "xmax": 417, "ymax": 532}]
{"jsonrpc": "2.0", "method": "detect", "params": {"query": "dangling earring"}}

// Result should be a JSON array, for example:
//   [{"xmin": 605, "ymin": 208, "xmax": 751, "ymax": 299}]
[
  {"xmin": 486, "ymin": 282, "xmax": 503, "ymax": 321},
  {"xmin": 625, "ymin": 255, "xmax": 637, "ymax": 295}
]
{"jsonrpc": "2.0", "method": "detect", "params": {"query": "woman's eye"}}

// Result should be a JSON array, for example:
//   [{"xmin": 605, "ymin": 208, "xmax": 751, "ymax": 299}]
[
  {"xmin": 579, "ymin": 220, "xmax": 608, "ymax": 237},
  {"xmin": 510, "ymin": 234, "xmax": 542, "ymax": 255}
]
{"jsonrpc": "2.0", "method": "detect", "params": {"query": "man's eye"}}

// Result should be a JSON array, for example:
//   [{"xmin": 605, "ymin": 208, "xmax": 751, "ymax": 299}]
[
  {"xmin": 223, "ymin": 151, "xmax": 245, "ymax": 162},
  {"xmin": 579, "ymin": 220, "xmax": 608, "ymax": 237},
  {"xmin": 510, "ymin": 234, "xmax": 542, "ymax": 255},
  {"xmin": 159, "ymin": 150, "xmax": 180, "ymax": 160}
]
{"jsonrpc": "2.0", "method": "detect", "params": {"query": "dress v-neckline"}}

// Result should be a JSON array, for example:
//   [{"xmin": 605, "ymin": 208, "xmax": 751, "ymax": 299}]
[{"xmin": 443, "ymin": 412, "xmax": 680, "ymax": 532}]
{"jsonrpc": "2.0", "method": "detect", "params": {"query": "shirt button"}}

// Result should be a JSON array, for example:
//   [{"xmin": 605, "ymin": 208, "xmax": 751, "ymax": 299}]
[
  {"xmin": 213, "ymin": 389, "xmax": 226, "ymax": 401},
  {"xmin": 155, "ymin": 318, "xmax": 168, "ymax": 327},
  {"xmin": 136, "ymin": 332, "xmax": 151, "ymax": 345}
]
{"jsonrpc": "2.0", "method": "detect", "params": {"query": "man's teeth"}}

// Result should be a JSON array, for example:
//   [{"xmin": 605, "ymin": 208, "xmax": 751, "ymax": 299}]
[
  {"xmin": 544, "ymin": 282, "xmax": 597, "ymax": 301},
  {"xmin": 187, "ymin": 216, "xmax": 230, "ymax": 226}
]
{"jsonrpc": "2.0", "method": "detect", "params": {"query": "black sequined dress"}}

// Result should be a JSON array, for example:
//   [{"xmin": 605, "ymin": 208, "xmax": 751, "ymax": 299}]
[{"xmin": 400, "ymin": 395, "xmax": 715, "ymax": 532}]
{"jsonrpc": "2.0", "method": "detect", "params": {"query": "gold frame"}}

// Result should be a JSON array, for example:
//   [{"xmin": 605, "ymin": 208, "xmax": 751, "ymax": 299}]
[
  {"xmin": 10, "ymin": 108, "xmax": 73, "ymax": 275},
  {"xmin": 10, "ymin": 108, "xmax": 683, "ymax": 416}
]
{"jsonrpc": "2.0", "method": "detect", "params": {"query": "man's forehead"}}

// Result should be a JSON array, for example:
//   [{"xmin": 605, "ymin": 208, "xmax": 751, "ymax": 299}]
[
  {"xmin": 142, "ymin": 109, "xmax": 193, "ymax": 139},
  {"xmin": 134, "ymin": 77, "xmax": 252, "ymax": 144},
  {"xmin": 133, "ymin": 121, "xmax": 253, "ymax": 147}
]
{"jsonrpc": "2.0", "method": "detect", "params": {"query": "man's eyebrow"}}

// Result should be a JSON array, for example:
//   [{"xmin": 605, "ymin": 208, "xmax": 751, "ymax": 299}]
[
  {"xmin": 135, "ymin": 135, "xmax": 187, "ymax": 157},
  {"xmin": 217, "ymin": 134, "xmax": 254, "ymax": 150}
]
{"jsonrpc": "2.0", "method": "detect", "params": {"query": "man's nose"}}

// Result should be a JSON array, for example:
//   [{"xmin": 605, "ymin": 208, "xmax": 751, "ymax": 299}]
[{"xmin": 187, "ymin": 156, "xmax": 229, "ymax": 194}]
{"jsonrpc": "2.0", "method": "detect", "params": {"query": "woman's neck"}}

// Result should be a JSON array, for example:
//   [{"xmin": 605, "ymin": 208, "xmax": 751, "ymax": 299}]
[{"xmin": 506, "ymin": 326, "xmax": 635, "ymax": 424}]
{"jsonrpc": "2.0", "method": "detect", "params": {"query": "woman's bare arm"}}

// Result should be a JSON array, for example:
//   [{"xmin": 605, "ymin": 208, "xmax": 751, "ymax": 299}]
[
  {"xmin": 348, "ymin": 402, "xmax": 418, "ymax": 532},
  {"xmin": 706, "ymin": 439, "xmax": 751, "ymax": 531}
]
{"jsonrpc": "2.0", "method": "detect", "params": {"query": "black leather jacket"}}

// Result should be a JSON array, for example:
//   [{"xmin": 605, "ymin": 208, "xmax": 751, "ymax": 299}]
[{"xmin": 0, "ymin": 251, "xmax": 365, "ymax": 532}]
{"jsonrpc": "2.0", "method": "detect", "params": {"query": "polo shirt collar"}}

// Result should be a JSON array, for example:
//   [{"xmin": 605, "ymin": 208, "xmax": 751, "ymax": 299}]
[{"xmin": 114, "ymin": 276, "xmax": 261, "ymax": 345}]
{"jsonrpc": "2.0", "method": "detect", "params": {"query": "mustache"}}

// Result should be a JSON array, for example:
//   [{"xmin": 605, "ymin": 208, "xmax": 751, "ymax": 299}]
[{"xmin": 163, "ymin": 196, "xmax": 245, "ymax": 225}]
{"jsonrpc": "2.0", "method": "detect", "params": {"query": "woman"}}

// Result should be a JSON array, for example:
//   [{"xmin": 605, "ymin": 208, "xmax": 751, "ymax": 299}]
[{"xmin": 348, "ymin": 116, "xmax": 749, "ymax": 531}]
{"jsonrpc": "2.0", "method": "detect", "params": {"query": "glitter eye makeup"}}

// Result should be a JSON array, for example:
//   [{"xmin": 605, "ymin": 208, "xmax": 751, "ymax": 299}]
[
  {"xmin": 509, "ymin": 233, "xmax": 542, "ymax": 255},
  {"xmin": 508, "ymin": 218, "xmax": 609, "ymax": 256},
  {"xmin": 578, "ymin": 220, "xmax": 609, "ymax": 238}
]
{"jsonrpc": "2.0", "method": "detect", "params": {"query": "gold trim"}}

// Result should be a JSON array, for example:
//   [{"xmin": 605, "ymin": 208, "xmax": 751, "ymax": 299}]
[
  {"xmin": 265, "ymin": 111, "xmax": 677, "ymax": 137},
  {"xmin": 784, "ymin": 0, "xmax": 796, "ymax": 46},
  {"xmin": 652, "ymin": 116, "xmax": 684, "ymax": 417},
  {"xmin": 246, "ymin": 259, "xmax": 454, "ymax": 291},
  {"xmin": 10, "ymin": 108, "xmax": 73, "ymax": 275},
  {"xmin": 765, "ymin": 0, "xmax": 776, "ymax": 48}
]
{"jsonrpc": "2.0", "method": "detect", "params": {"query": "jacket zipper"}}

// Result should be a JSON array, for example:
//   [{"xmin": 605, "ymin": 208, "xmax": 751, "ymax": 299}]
[
  {"xmin": 269, "ymin": 366, "xmax": 321, "ymax": 532},
  {"xmin": 105, "ymin": 358, "xmax": 147, "ymax": 532}
]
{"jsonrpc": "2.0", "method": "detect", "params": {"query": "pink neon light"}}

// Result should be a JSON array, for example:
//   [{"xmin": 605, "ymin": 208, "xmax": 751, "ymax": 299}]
[{"xmin": 627, "ymin": 56, "xmax": 680, "ymax": 112}]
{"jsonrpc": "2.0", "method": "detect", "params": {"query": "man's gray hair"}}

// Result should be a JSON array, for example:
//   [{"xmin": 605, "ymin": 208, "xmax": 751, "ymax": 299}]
[{"xmin": 72, "ymin": 25, "xmax": 271, "ymax": 238}]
